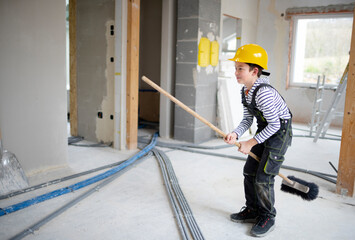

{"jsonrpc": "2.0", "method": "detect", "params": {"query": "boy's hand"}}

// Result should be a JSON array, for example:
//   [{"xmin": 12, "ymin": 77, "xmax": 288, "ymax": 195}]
[
  {"xmin": 224, "ymin": 132, "xmax": 237, "ymax": 145},
  {"xmin": 238, "ymin": 138, "xmax": 258, "ymax": 154}
]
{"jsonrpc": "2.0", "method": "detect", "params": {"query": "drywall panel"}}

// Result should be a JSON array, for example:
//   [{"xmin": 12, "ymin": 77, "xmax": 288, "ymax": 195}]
[
  {"xmin": 256, "ymin": 0, "xmax": 354, "ymax": 127},
  {"xmin": 0, "ymin": 0, "xmax": 68, "ymax": 174},
  {"xmin": 76, "ymin": 0, "xmax": 115, "ymax": 143}
]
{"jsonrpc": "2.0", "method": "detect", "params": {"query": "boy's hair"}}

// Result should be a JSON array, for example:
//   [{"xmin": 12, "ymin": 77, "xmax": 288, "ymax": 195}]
[{"xmin": 247, "ymin": 63, "xmax": 263, "ymax": 78}]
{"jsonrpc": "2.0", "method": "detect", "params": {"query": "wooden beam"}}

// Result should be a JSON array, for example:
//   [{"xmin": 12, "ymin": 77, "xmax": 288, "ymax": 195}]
[
  {"xmin": 69, "ymin": 0, "xmax": 78, "ymax": 136},
  {"xmin": 126, "ymin": 0, "xmax": 140, "ymax": 149},
  {"xmin": 336, "ymin": 8, "xmax": 355, "ymax": 197}
]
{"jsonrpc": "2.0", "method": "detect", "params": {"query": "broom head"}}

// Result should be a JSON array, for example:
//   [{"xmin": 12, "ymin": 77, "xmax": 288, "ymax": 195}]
[{"xmin": 281, "ymin": 175, "xmax": 319, "ymax": 201}]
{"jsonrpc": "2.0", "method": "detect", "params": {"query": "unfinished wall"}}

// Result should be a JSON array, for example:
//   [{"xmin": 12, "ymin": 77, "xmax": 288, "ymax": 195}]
[
  {"xmin": 256, "ymin": 0, "xmax": 354, "ymax": 127},
  {"xmin": 114, "ymin": 0, "xmax": 126, "ymax": 150},
  {"xmin": 0, "ymin": 1, "xmax": 68, "ymax": 174},
  {"xmin": 76, "ymin": 0, "xmax": 115, "ymax": 143}
]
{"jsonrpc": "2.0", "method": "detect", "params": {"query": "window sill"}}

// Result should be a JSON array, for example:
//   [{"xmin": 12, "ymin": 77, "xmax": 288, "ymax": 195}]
[{"xmin": 288, "ymin": 83, "xmax": 338, "ymax": 91}]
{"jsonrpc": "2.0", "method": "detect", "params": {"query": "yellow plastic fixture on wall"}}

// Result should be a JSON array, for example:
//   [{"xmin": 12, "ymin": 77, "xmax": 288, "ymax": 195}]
[
  {"xmin": 198, "ymin": 37, "xmax": 210, "ymax": 67},
  {"xmin": 210, "ymin": 41, "xmax": 219, "ymax": 66}
]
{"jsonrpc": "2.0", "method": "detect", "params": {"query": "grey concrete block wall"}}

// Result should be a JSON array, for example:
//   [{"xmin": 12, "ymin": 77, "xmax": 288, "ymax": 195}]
[
  {"xmin": 177, "ymin": 0, "xmax": 199, "ymax": 17},
  {"xmin": 175, "ymin": 0, "xmax": 221, "ymax": 143}
]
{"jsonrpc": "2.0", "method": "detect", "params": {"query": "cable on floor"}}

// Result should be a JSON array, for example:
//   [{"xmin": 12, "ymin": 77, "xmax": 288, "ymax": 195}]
[
  {"xmin": 138, "ymin": 136, "xmax": 337, "ymax": 184},
  {"xmin": 0, "ymin": 133, "xmax": 158, "ymax": 217},
  {"xmin": 153, "ymin": 148, "xmax": 205, "ymax": 240},
  {"xmin": 9, "ymin": 152, "xmax": 153, "ymax": 240},
  {"xmin": 0, "ymin": 159, "xmax": 127, "ymax": 200}
]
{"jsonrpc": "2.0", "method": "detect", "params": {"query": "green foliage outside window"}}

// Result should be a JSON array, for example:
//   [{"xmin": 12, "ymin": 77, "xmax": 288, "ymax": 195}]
[{"xmin": 302, "ymin": 17, "xmax": 352, "ymax": 85}]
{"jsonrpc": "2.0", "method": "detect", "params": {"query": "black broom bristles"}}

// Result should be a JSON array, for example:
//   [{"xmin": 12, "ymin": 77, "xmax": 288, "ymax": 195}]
[{"xmin": 280, "ymin": 175, "xmax": 319, "ymax": 201}]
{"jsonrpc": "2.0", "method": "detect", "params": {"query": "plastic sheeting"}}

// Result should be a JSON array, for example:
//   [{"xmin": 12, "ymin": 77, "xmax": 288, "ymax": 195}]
[{"xmin": 0, "ymin": 149, "xmax": 29, "ymax": 195}]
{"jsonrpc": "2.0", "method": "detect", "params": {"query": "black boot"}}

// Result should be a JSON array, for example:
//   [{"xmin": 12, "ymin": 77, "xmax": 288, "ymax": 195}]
[
  {"xmin": 230, "ymin": 207, "xmax": 258, "ymax": 223},
  {"xmin": 250, "ymin": 215, "xmax": 275, "ymax": 237}
]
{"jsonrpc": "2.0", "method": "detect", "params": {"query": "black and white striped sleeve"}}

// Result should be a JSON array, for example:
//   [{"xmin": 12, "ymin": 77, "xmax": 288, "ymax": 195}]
[
  {"xmin": 232, "ymin": 105, "xmax": 253, "ymax": 139},
  {"xmin": 254, "ymin": 87, "xmax": 281, "ymax": 143}
]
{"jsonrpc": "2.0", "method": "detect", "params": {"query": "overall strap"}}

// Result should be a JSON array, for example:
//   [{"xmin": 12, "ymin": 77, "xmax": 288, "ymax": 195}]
[
  {"xmin": 242, "ymin": 83, "xmax": 275, "ymax": 108},
  {"xmin": 251, "ymin": 83, "xmax": 274, "ymax": 107},
  {"xmin": 251, "ymin": 83, "xmax": 292, "ymax": 117},
  {"xmin": 241, "ymin": 84, "xmax": 270, "ymax": 127}
]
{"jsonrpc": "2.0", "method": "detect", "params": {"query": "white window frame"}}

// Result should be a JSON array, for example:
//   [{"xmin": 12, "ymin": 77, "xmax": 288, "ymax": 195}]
[{"xmin": 289, "ymin": 13, "xmax": 353, "ymax": 88}]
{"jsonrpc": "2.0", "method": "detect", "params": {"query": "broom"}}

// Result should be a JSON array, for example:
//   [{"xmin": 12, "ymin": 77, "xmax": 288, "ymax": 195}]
[
  {"xmin": 280, "ymin": 175, "xmax": 319, "ymax": 201},
  {"xmin": 142, "ymin": 76, "xmax": 319, "ymax": 201}
]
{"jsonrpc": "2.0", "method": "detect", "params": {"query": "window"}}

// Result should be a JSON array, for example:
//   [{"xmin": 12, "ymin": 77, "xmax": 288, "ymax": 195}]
[{"xmin": 290, "ymin": 14, "xmax": 353, "ymax": 87}]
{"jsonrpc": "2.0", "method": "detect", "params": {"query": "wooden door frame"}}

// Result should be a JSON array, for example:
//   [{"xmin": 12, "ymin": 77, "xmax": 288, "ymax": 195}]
[
  {"xmin": 69, "ymin": 0, "xmax": 78, "ymax": 137},
  {"xmin": 126, "ymin": 0, "xmax": 140, "ymax": 149}
]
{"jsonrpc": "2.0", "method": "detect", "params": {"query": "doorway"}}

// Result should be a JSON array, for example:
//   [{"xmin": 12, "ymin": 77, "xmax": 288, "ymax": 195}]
[{"xmin": 138, "ymin": 0, "xmax": 163, "ymax": 132}]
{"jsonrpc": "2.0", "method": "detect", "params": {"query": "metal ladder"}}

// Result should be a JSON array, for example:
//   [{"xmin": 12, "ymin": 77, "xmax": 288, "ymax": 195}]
[
  {"xmin": 313, "ymin": 62, "xmax": 348, "ymax": 142},
  {"xmin": 309, "ymin": 75, "xmax": 326, "ymax": 137}
]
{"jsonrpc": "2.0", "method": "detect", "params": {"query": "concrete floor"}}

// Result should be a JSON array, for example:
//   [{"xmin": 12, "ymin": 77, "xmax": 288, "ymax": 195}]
[{"xmin": 1, "ymin": 124, "xmax": 355, "ymax": 240}]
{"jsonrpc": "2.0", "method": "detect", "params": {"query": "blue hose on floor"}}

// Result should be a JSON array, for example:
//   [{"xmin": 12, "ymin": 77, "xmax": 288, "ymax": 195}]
[{"xmin": 0, "ymin": 133, "xmax": 158, "ymax": 217}]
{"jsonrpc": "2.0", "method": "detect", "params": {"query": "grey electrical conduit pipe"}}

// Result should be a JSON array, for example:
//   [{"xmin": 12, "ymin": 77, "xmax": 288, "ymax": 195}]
[
  {"xmin": 0, "ymin": 159, "xmax": 127, "ymax": 200},
  {"xmin": 175, "ymin": 146, "xmax": 337, "ymax": 184},
  {"xmin": 1, "ymin": 137, "xmax": 133, "ymax": 200},
  {"xmin": 153, "ymin": 148, "xmax": 205, "ymax": 240},
  {"xmin": 0, "ymin": 133, "xmax": 158, "ymax": 217},
  {"xmin": 163, "ymin": 150, "xmax": 205, "ymax": 240},
  {"xmin": 10, "ymin": 152, "xmax": 153, "ymax": 240},
  {"xmin": 8, "ymin": 135, "xmax": 159, "ymax": 239},
  {"xmin": 292, "ymin": 127, "xmax": 341, "ymax": 138},
  {"xmin": 10, "ymin": 140, "xmax": 201, "ymax": 240},
  {"xmin": 68, "ymin": 136, "xmax": 113, "ymax": 147},
  {"xmin": 138, "ymin": 137, "xmax": 337, "ymax": 184},
  {"xmin": 153, "ymin": 149, "xmax": 204, "ymax": 240},
  {"xmin": 153, "ymin": 149, "xmax": 190, "ymax": 240},
  {"xmin": 293, "ymin": 134, "xmax": 341, "ymax": 141}
]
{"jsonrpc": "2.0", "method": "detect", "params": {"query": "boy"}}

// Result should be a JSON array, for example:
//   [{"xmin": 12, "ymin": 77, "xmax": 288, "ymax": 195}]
[{"xmin": 224, "ymin": 44, "xmax": 292, "ymax": 237}]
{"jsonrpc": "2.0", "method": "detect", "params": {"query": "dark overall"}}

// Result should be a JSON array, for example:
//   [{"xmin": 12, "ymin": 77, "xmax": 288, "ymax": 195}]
[{"xmin": 241, "ymin": 83, "xmax": 292, "ymax": 218}]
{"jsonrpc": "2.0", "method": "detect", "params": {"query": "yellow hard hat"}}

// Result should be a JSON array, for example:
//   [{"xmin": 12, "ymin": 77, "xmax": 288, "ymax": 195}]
[{"xmin": 229, "ymin": 44, "xmax": 268, "ymax": 70}]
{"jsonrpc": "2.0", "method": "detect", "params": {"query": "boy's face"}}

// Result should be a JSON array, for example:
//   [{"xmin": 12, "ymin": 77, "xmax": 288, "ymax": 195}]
[{"xmin": 234, "ymin": 62, "xmax": 258, "ymax": 86}]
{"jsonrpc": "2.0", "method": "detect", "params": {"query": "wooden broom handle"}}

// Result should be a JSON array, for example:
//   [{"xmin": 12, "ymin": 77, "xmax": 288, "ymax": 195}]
[
  {"xmin": 142, "ymin": 76, "xmax": 227, "ymax": 138},
  {"xmin": 142, "ymin": 76, "xmax": 247, "ymax": 146},
  {"xmin": 278, "ymin": 172, "xmax": 294, "ymax": 185},
  {"xmin": 141, "ymin": 76, "xmax": 292, "ymax": 179},
  {"xmin": 141, "ymin": 76, "xmax": 264, "ymax": 156}
]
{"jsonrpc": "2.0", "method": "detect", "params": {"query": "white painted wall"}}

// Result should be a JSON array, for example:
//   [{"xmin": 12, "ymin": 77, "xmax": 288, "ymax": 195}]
[
  {"xmin": 0, "ymin": 1, "xmax": 68, "ymax": 175},
  {"xmin": 256, "ymin": 0, "xmax": 354, "ymax": 126},
  {"xmin": 221, "ymin": 0, "xmax": 260, "ymax": 45}
]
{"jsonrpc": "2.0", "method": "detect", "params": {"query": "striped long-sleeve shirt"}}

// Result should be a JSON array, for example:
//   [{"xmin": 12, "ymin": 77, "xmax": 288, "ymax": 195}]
[{"xmin": 233, "ymin": 77, "xmax": 291, "ymax": 143}]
